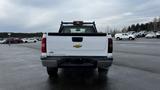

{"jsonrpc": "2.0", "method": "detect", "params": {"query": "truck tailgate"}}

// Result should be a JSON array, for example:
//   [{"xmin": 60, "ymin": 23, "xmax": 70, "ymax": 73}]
[{"xmin": 46, "ymin": 33, "xmax": 108, "ymax": 56}]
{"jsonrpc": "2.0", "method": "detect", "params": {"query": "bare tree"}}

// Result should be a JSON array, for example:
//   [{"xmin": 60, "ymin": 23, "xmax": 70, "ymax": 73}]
[
  {"xmin": 153, "ymin": 17, "xmax": 158, "ymax": 31},
  {"xmin": 121, "ymin": 27, "xmax": 127, "ymax": 33}
]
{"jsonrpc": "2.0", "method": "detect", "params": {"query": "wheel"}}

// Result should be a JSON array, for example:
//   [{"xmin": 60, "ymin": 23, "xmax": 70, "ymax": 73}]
[
  {"xmin": 116, "ymin": 37, "xmax": 120, "ymax": 40},
  {"xmin": 129, "ymin": 37, "xmax": 133, "ymax": 40},
  {"xmin": 47, "ymin": 67, "xmax": 58, "ymax": 78},
  {"xmin": 131, "ymin": 37, "xmax": 135, "ymax": 40},
  {"xmin": 98, "ymin": 68, "xmax": 108, "ymax": 77}
]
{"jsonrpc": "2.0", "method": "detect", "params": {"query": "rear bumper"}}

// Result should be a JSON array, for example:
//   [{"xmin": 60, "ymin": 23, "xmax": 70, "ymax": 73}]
[{"xmin": 41, "ymin": 56, "xmax": 113, "ymax": 68}]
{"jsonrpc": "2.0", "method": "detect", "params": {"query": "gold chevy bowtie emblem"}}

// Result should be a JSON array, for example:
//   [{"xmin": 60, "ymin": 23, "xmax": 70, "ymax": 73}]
[{"xmin": 73, "ymin": 43, "xmax": 82, "ymax": 48}]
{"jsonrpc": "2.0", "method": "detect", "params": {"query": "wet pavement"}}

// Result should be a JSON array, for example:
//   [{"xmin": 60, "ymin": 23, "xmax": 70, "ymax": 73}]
[{"xmin": 0, "ymin": 38, "xmax": 160, "ymax": 90}]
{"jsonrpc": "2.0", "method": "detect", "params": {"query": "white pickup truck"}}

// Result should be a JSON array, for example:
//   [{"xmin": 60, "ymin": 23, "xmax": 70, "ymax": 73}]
[
  {"xmin": 115, "ymin": 33, "xmax": 135, "ymax": 40},
  {"xmin": 41, "ymin": 21, "xmax": 113, "ymax": 78},
  {"xmin": 22, "ymin": 38, "xmax": 37, "ymax": 43}
]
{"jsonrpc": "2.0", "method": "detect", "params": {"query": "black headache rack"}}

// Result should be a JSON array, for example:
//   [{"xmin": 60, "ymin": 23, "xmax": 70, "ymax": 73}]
[
  {"xmin": 59, "ymin": 21, "xmax": 97, "ymax": 33},
  {"xmin": 61, "ymin": 21, "xmax": 96, "ymax": 25}
]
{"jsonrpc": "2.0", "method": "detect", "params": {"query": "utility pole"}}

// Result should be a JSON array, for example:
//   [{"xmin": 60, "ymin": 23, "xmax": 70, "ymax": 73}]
[
  {"xmin": 153, "ymin": 18, "xmax": 157, "ymax": 31},
  {"xmin": 8, "ymin": 33, "xmax": 11, "ymax": 46}
]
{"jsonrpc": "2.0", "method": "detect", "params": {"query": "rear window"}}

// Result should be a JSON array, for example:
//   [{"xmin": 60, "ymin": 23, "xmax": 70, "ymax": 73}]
[{"xmin": 60, "ymin": 26, "xmax": 96, "ymax": 33}]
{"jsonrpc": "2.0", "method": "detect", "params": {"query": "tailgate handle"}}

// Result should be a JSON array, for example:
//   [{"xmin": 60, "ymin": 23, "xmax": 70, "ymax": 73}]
[{"xmin": 72, "ymin": 37, "xmax": 83, "ymax": 42}]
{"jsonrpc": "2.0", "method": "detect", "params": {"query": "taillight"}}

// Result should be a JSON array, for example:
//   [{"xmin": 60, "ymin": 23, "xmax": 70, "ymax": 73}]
[
  {"xmin": 41, "ymin": 34, "xmax": 47, "ymax": 53},
  {"xmin": 108, "ymin": 38, "xmax": 113, "ymax": 53}
]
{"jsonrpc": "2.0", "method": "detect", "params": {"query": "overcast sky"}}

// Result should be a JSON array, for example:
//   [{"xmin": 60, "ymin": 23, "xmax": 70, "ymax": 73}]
[{"xmin": 0, "ymin": 0, "xmax": 160, "ymax": 32}]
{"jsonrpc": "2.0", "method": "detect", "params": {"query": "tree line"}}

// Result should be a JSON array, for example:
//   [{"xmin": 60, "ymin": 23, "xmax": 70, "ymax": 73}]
[
  {"xmin": 122, "ymin": 17, "xmax": 160, "ymax": 32},
  {"xmin": 0, "ymin": 32, "xmax": 43, "ymax": 38}
]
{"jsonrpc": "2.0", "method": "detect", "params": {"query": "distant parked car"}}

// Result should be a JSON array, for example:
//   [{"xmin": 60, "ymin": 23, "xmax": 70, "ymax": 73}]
[
  {"xmin": 3, "ymin": 38, "xmax": 23, "ymax": 44},
  {"xmin": 127, "ymin": 31, "xmax": 135, "ymax": 35},
  {"xmin": 36, "ymin": 38, "xmax": 42, "ymax": 41},
  {"xmin": 156, "ymin": 31, "xmax": 160, "ymax": 38},
  {"xmin": 137, "ymin": 31, "xmax": 147, "ymax": 37},
  {"xmin": 127, "ymin": 31, "xmax": 138, "ymax": 37},
  {"xmin": 0, "ymin": 39, "xmax": 6, "ymax": 44},
  {"xmin": 22, "ymin": 38, "xmax": 37, "ymax": 43},
  {"xmin": 145, "ymin": 32, "xmax": 156, "ymax": 38},
  {"xmin": 115, "ymin": 33, "xmax": 135, "ymax": 40}
]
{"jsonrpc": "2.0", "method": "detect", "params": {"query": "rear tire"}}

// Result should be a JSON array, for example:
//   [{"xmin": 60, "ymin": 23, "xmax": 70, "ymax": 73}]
[
  {"xmin": 47, "ymin": 67, "xmax": 58, "ymax": 78},
  {"xmin": 129, "ymin": 37, "xmax": 133, "ymax": 40},
  {"xmin": 98, "ymin": 68, "xmax": 108, "ymax": 77},
  {"xmin": 116, "ymin": 37, "xmax": 120, "ymax": 40}
]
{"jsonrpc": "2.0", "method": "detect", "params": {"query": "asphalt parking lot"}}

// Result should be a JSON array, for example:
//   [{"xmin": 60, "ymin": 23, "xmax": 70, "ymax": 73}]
[{"xmin": 0, "ymin": 38, "xmax": 160, "ymax": 90}]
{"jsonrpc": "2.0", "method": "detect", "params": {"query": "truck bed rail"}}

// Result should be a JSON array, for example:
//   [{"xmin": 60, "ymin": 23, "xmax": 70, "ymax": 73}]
[{"xmin": 48, "ymin": 33, "xmax": 107, "ymax": 36}]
